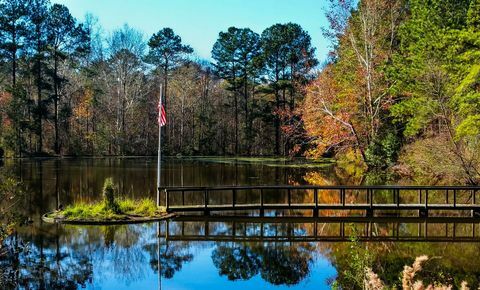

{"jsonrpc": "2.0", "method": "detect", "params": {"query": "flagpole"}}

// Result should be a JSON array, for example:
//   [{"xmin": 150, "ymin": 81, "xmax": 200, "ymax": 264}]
[{"xmin": 157, "ymin": 84, "xmax": 163, "ymax": 207}]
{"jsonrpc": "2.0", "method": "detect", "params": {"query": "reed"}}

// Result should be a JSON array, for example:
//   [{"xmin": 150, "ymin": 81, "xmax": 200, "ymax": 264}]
[{"xmin": 363, "ymin": 256, "xmax": 470, "ymax": 290}]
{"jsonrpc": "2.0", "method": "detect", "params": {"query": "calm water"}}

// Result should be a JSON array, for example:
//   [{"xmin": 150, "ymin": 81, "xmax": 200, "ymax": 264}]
[{"xmin": 1, "ymin": 157, "xmax": 480, "ymax": 289}]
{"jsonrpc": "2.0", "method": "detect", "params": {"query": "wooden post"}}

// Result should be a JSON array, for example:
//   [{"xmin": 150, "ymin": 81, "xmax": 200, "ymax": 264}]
[
  {"xmin": 260, "ymin": 222, "xmax": 264, "ymax": 240},
  {"xmin": 396, "ymin": 222, "xmax": 399, "ymax": 240},
  {"xmin": 287, "ymin": 188, "xmax": 291, "ymax": 206},
  {"xmin": 366, "ymin": 189, "xmax": 373, "ymax": 217},
  {"xmin": 370, "ymin": 189, "xmax": 373, "ymax": 207},
  {"xmin": 424, "ymin": 222, "xmax": 428, "ymax": 239},
  {"xmin": 165, "ymin": 189, "xmax": 169, "ymax": 212},
  {"xmin": 313, "ymin": 189, "xmax": 318, "ymax": 217},
  {"xmin": 232, "ymin": 189, "xmax": 236, "ymax": 208},
  {"xmin": 166, "ymin": 219, "xmax": 169, "ymax": 239},
  {"xmin": 472, "ymin": 189, "xmax": 475, "ymax": 217},
  {"xmin": 423, "ymin": 190, "xmax": 429, "ymax": 217},
  {"xmin": 454, "ymin": 189, "xmax": 457, "ymax": 208},
  {"xmin": 473, "ymin": 190, "xmax": 480, "ymax": 218},
  {"xmin": 260, "ymin": 189, "xmax": 264, "ymax": 217},
  {"xmin": 204, "ymin": 189, "xmax": 209, "ymax": 215},
  {"xmin": 396, "ymin": 189, "xmax": 400, "ymax": 207}
]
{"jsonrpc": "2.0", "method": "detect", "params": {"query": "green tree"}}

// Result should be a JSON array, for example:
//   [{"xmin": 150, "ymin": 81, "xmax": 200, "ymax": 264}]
[
  {"xmin": 26, "ymin": 0, "xmax": 50, "ymax": 153},
  {"xmin": 212, "ymin": 27, "xmax": 262, "ymax": 154},
  {"xmin": 261, "ymin": 23, "xmax": 317, "ymax": 155},
  {"xmin": 3, "ymin": 86, "xmax": 34, "ymax": 156},
  {"xmin": 389, "ymin": 0, "xmax": 480, "ymax": 184},
  {"xmin": 46, "ymin": 3, "xmax": 89, "ymax": 154},
  {"xmin": 0, "ymin": 0, "xmax": 29, "ymax": 86},
  {"xmin": 145, "ymin": 28, "xmax": 193, "ymax": 112},
  {"xmin": 452, "ymin": 0, "xmax": 480, "ymax": 140}
]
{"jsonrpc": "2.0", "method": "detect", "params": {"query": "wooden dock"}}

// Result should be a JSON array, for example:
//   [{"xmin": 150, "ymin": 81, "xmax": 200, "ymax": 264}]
[{"xmin": 161, "ymin": 185, "xmax": 480, "ymax": 217}]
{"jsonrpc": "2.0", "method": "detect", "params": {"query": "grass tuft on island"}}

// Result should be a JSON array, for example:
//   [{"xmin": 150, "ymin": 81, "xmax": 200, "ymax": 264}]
[
  {"xmin": 46, "ymin": 198, "xmax": 166, "ymax": 222},
  {"xmin": 44, "ymin": 178, "xmax": 170, "ymax": 224}
]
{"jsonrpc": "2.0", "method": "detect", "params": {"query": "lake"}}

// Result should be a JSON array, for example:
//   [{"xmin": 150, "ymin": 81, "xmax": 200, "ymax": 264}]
[{"xmin": 1, "ymin": 157, "xmax": 479, "ymax": 289}]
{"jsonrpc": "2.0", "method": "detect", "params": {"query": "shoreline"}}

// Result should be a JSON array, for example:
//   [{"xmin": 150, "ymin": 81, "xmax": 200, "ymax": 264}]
[{"xmin": 42, "ymin": 211, "xmax": 176, "ymax": 225}]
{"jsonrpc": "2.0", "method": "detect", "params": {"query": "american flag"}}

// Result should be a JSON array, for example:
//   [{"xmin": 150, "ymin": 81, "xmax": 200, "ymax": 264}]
[{"xmin": 158, "ymin": 101, "xmax": 166, "ymax": 127}]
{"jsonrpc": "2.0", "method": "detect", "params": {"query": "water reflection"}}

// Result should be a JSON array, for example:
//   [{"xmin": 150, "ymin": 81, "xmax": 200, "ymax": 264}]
[
  {"xmin": 2, "ymin": 221, "xmax": 326, "ymax": 289},
  {"xmin": 2, "ymin": 158, "xmax": 480, "ymax": 289},
  {"xmin": 4, "ymin": 157, "xmax": 341, "ymax": 215},
  {"xmin": 4, "ymin": 217, "xmax": 480, "ymax": 289}
]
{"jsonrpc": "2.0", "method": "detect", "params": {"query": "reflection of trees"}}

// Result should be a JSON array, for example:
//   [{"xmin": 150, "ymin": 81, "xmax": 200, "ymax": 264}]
[
  {"xmin": 106, "ymin": 225, "xmax": 147, "ymax": 284},
  {"xmin": 260, "ymin": 245, "xmax": 312, "ymax": 285},
  {"xmin": 211, "ymin": 242, "xmax": 315, "ymax": 286},
  {"xmin": 329, "ymin": 240, "xmax": 480, "ymax": 289},
  {"xmin": 1, "ymin": 223, "xmax": 168, "ymax": 289},
  {"xmin": 212, "ymin": 246, "xmax": 261, "ymax": 280},
  {"xmin": 143, "ymin": 241, "xmax": 193, "ymax": 279},
  {"xmin": 0, "ymin": 233, "xmax": 93, "ymax": 289}
]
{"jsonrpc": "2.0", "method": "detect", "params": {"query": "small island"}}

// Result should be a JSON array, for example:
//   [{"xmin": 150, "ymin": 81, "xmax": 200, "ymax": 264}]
[{"xmin": 43, "ymin": 178, "xmax": 173, "ymax": 224}]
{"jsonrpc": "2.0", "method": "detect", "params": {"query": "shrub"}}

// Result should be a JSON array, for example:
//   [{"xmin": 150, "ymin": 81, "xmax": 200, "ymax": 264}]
[{"xmin": 102, "ymin": 178, "xmax": 119, "ymax": 213}]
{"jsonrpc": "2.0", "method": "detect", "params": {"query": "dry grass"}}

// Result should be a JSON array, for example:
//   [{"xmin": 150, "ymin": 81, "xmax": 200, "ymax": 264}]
[{"xmin": 364, "ymin": 256, "xmax": 470, "ymax": 290}]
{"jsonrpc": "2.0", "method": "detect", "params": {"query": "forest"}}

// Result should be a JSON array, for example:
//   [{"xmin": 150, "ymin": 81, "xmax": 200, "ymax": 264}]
[{"xmin": 0, "ymin": 0, "xmax": 479, "ymax": 184}]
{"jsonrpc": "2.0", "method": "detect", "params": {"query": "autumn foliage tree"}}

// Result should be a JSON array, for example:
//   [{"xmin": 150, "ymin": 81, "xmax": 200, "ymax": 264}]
[
  {"xmin": 303, "ymin": 64, "xmax": 361, "ymax": 159},
  {"xmin": 303, "ymin": 0, "xmax": 404, "ymax": 168}
]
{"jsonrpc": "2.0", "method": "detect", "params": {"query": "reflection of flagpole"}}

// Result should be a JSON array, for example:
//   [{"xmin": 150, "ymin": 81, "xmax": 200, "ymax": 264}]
[
  {"xmin": 157, "ymin": 84, "xmax": 163, "ymax": 207},
  {"xmin": 157, "ymin": 222, "xmax": 162, "ymax": 290}
]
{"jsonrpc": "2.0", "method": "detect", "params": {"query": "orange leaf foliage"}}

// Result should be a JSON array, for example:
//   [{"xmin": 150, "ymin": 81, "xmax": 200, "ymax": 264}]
[
  {"xmin": 303, "ymin": 64, "xmax": 359, "ymax": 157},
  {"xmin": 73, "ymin": 88, "xmax": 94, "ymax": 119}
]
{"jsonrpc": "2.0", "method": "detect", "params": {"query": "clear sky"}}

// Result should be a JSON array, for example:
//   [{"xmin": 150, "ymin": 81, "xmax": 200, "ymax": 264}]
[{"xmin": 51, "ymin": 0, "xmax": 331, "ymax": 62}]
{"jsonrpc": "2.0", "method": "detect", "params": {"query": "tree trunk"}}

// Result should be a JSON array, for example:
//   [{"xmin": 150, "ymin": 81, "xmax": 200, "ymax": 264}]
[
  {"xmin": 12, "ymin": 24, "xmax": 17, "ymax": 86},
  {"xmin": 36, "ymin": 35, "xmax": 43, "ymax": 153},
  {"xmin": 54, "ymin": 51, "xmax": 60, "ymax": 154},
  {"xmin": 244, "ymin": 66, "xmax": 251, "ymax": 155},
  {"xmin": 274, "ymin": 65, "xmax": 281, "ymax": 155},
  {"xmin": 232, "ymin": 61, "xmax": 239, "ymax": 155},
  {"xmin": 122, "ymin": 79, "xmax": 126, "ymax": 155}
]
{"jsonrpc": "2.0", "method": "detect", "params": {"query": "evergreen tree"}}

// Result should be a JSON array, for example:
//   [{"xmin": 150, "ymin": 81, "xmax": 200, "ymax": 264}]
[
  {"xmin": 212, "ymin": 27, "xmax": 262, "ymax": 154},
  {"xmin": 261, "ymin": 23, "xmax": 317, "ymax": 155},
  {"xmin": 26, "ymin": 0, "xmax": 49, "ymax": 153},
  {"xmin": 145, "ymin": 28, "xmax": 193, "ymax": 112},
  {"xmin": 46, "ymin": 3, "xmax": 89, "ymax": 154},
  {"xmin": 0, "ymin": 0, "xmax": 29, "ymax": 86}
]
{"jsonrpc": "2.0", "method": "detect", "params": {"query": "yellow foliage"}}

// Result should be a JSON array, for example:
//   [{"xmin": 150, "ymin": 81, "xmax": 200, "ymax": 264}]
[{"xmin": 73, "ymin": 88, "xmax": 94, "ymax": 119}]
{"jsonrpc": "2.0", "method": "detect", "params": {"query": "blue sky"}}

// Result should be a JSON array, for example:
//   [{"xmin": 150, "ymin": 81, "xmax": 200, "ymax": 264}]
[{"xmin": 51, "ymin": 0, "xmax": 332, "ymax": 62}]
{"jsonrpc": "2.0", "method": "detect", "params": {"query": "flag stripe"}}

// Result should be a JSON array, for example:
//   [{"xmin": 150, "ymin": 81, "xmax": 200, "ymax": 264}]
[{"xmin": 158, "ymin": 102, "xmax": 166, "ymax": 127}]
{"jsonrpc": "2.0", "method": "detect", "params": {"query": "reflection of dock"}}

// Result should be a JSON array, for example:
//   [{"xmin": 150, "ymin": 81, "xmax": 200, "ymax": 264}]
[
  {"xmin": 162, "ymin": 185, "xmax": 480, "ymax": 217},
  {"xmin": 161, "ymin": 216, "xmax": 480, "ymax": 243}
]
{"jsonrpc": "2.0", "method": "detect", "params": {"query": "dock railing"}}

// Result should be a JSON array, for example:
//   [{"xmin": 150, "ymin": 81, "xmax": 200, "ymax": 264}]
[{"xmin": 161, "ymin": 185, "xmax": 480, "ymax": 217}]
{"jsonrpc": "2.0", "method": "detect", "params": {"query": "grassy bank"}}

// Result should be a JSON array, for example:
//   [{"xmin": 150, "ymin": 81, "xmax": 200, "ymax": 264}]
[
  {"xmin": 45, "ymin": 178, "xmax": 167, "ymax": 223},
  {"xmin": 188, "ymin": 156, "xmax": 335, "ymax": 168},
  {"xmin": 48, "ymin": 198, "xmax": 166, "ymax": 221}
]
